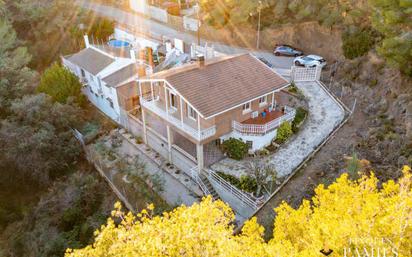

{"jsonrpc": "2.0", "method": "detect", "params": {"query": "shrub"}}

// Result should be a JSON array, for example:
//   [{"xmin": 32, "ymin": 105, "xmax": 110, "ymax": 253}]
[
  {"xmin": 275, "ymin": 121, "xmax": 293, "ymax": 144},
  {"xmin": 292, "ymin": 107, "xmax": 308, "ymax": 133},
  {"xmin": 221, "ymin": 138, "xmax": 248, "ymax": 160},
  {"xmin": 239, "ymin": 175, "xmax": 257, "ymax": 193},
  {"xmin": 216, "ymin": 172, "xmax": 257, "ymax": 193},
  {"xmin": 342, "ymin": 27, "xmax": 379, "ymax": 59},
  {"xmin": 135, "ymin": 136, "xmax": 143, "ymax": 144}
]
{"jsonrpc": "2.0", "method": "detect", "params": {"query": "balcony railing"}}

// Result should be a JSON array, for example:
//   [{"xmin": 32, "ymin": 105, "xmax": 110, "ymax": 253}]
[
  {"xmin": 140, "ymin": 97, "xmax": 216, "ymax": 141},
  {"xmin": 232, "ymin": 106, "xmax": 296, "ymax": 135}
]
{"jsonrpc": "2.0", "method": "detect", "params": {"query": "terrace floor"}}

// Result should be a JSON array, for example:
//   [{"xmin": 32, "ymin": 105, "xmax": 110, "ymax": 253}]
[{"xmin": 242, "ymin": 109, "xmax": 284, "ymax": 125}]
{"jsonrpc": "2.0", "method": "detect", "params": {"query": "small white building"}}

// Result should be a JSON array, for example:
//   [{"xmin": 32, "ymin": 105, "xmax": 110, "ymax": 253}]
[{"xmin": 62, "ymin": 35, "xmax": 151, "ymax": 123}]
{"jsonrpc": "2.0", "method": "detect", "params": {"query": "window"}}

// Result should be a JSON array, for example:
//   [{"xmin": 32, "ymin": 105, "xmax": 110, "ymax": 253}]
[
  {"xmin": 259, "ymin": 96, "xmax": 267, "ymax": 106},
  {"xmin": 242, "ymin": 102, "xmax": 251, "ymax": 113},
  {"xmin": 246, "ymin": 141, "xmax": 253, "ymax": 149},
  {"xmin": 169, "ymin": 93, "xmax": 177, "ymax": 109},
  {"xmin": 80, "ymin": 69, "xmax": 85, "ymax": 78},
  {"xmin": 188, "ymin": 105, "xmax": 197, "ymax": 120}
]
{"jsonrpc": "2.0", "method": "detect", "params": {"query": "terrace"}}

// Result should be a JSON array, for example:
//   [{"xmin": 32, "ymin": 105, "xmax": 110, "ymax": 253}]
[{"xmin": 232, "ymin": 106, "xmax": 296, "ymax": 135}]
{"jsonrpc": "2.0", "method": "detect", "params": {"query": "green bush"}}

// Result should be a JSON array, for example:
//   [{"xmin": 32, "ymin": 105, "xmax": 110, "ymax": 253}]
[
  {"xmin": 292, "ymin": 107, "xmax": 308, "ymax": 133},
  {"xmin": 239, "ymin": 175, "xmax": 257, "ymax": 193},
  {"xmin": 216, "ymin": 172, "xmax": 257, "ymax": 193},
  {"xmin": 342, "ymin": 27, "xmax": 378, "ymax": 59},
  {"xmin": 275, "ymin": 121, "xmax": 293, "ymax": 144},
  {"xmin": 221, "ymin": 138, "xmax": 249, "ymax": 160}
]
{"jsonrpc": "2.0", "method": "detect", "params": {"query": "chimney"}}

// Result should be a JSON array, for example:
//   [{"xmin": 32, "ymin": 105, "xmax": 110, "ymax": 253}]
[
  {"xmin": 84, "ymin": 35, "xmax": 90, "ymax": 48},
  {"xmin": 130, "ymin": 49, "xmax": 136, "ymax": 61},
  {"xmin": 198, "ymin": 55, "xmax": 205, "ymax": 67}
]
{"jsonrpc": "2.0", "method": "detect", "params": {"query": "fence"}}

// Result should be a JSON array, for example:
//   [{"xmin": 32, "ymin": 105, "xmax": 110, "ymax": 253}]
[
  {"xmin": 204, "ymin": 169, "xmax": 261, "ymax": 210},
  {"xmin": 291, "ymin": 66, "xmax": 322, "ymax": 82}
]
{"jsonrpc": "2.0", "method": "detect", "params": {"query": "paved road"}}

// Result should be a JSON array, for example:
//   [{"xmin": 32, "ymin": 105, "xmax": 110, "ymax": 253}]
[{"xmin": 77, "ymin": 1, "xmax": 294, "ymax": 69}]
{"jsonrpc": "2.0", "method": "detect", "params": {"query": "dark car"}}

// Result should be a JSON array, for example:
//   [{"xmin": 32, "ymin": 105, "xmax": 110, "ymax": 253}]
[
  {"xmin": 257, "ymin": 57, "xmax": 273, "ymax": 68},
  {"xmin": 273, "ymin": 45, "xmax": 303, "ymax": 57}
]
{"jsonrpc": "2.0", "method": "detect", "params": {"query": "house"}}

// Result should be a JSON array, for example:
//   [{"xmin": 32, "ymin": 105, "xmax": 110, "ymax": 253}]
[
  {"xmin": 62, "ymin": 35, "xmax": 151, "ymax": 123},
  {"xmin": 121, "ymin": 54, "xmax": 295, "ymax": 171}
]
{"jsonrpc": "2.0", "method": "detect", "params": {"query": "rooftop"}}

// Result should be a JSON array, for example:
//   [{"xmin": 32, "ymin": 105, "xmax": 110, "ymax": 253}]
[
  {"xmin": 66, "ymin": 47, "xmax": 114, "ymax": 75},
  {"xmin": 102, "ymin": 63, "xmax": 145, "ymax": 87},
  {"xmin": 150, "ymin": 54, "xmax": 289, "ymax": 118}
]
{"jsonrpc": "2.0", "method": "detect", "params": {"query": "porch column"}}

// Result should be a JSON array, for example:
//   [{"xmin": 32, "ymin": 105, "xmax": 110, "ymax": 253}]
[
  {"xmin": 141, "ymin": 108, "xmax": 148, "ymax": 144},
  {"xmin": 164, "ymin": 85, "xmax": 169, "ymax": 118},
  {"xmin": 138, "ymin": 81, "xmax": 143, "ymax": 98},
  {"xmin": 197, "ymin": 115, "xmax": 201, "ymax": 140},
  {"xmin": 180, "ymin": 97, "xmax": 184, "ymax": 128},
  {"xmin": 150, "ymin": 81, "xmax": 154, "ymax": 100},
  {"xmin": 271, "ymin": 91, "xmax": 275, "ymax": 108},
  {"xmin": 196, "ymin": 143, "xmax": 204, "ymax": 170},
  {"xmin": 166, "ymin": 125, "xmax": 172, "ymax": 161}
]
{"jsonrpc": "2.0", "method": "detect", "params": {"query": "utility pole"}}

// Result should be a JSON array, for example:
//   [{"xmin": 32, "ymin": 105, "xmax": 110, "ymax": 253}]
[
  {"xmin": 196, "ymin": 3, "xmax": 201, "ymax": 46},
  {"xmin": 256, "ymin": 1, "xmax": 262, "ymax": 49}
]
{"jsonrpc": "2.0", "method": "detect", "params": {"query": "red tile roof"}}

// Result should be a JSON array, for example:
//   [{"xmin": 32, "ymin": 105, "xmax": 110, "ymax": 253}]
[{"xmin": 151, "ymin": 54, "xmax": 289, "ymax": 118}]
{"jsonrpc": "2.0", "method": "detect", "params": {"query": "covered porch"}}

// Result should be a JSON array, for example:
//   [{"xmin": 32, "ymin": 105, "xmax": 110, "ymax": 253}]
[{"xmin": 138, "ymin": 79, "xmax": 217, "ymax": 142}]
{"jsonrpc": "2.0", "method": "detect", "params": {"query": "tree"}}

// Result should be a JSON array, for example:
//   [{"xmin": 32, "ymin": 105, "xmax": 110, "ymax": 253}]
[
  {"xmin": 0, "ymin": 16, "xmax": 36, "ymax": 116},
  {"xmin": 0, "ymin": 94, "xmax": 83, "ymax": 184},
  {"xmin": 248, "ymin": 161, "xmax": 277, "ymax": 196},
  {"xmin": 369, "ymin": 0, "xmax": 412, "ymax": 76},
  {"xmin": 66, "ymin": 167, "xmax": 412, "ymax": 257},
  {"xmin": 37, "ymin": 62, "xmax": 84, "ymax": 105}
]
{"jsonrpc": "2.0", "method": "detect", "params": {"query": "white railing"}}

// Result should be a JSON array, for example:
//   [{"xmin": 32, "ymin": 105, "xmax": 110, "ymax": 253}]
[
  {"xmin": 140, "ymin": 97, "xmax": 216, "ymax": 141},
  {"xmin": 189, "ymin": 167, "xmax": 211, "ymax": 196},
  {"xmin": 232, "ymin": 106, "xmax": 296, "ymax": 135},
  {"xmin": 204, "ymin": 169, "xmax": 259, "ymax": 210}
]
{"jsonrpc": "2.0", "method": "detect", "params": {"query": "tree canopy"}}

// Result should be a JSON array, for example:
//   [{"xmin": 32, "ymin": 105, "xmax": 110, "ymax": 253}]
[
  {"xmin": 369, "ymin": 0, "xmax": 412, "ymax": 76},
  {"xmin": 37, "ymin": 62, "xmax": 85, "ymax": 105},
  {"xmin": 66, "ymin": 167, "xmax": 412, "ymax": 256}
]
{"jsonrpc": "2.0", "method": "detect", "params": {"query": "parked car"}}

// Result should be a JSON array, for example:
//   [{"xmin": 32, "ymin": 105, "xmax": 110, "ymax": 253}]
[
  {"xmin": 257, "ymin": 57, "xmax": 273, "ymax": 68},
  {"xmin": 273, "ymin": 45, "xmax": 303, "ymax": 57},
  {"xmin": 293, "ymin": 55, "xmax": 327, "ymax": 68}
]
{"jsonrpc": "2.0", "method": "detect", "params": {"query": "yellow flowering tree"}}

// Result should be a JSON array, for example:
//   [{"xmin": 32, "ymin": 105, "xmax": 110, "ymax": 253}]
[{"xmin": 66, "ymin": 167, "xmax": 412, "ymax": 257}]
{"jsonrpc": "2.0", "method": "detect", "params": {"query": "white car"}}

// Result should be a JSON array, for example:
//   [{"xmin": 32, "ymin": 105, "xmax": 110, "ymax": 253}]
[{"xmin": 293, "ymin": 55, "xmax": 327, "ymax": 68}]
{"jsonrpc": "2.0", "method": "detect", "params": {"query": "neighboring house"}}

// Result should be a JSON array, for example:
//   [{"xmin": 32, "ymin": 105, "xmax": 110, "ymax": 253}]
[
  {"xmin": 122, "ymin": 54, "xmax": 295, "ymax": 171},
  {"xmin": 62, "ymin": 35, "xmax": 150, "ymax": 123}
]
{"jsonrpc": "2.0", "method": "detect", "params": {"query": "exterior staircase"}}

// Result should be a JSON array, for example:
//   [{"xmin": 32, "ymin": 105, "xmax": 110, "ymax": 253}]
[{"xmin": 199, "ymin": 173, "xmax": 220, "ymax": 200}]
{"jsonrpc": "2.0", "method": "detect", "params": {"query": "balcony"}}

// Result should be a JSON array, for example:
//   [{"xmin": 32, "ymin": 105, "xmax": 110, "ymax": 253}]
[
  {"xmin": 232, "ymin": 106, "xmax": 296, "ymax": 135},
  {"xmin": 140, "ymin": 96, "xmax": 216, "ymax": 141}
]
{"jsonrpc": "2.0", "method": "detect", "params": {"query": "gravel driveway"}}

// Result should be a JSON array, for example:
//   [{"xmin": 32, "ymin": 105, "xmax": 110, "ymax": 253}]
[{"xmin": 211, "ymin": 81, "xmax": 345, "ymax": 177}]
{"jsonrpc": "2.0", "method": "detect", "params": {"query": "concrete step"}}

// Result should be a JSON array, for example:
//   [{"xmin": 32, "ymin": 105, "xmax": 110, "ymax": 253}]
[{"xmin": 199, "ymin": 174, "xmax": 220, "ymax": 201}]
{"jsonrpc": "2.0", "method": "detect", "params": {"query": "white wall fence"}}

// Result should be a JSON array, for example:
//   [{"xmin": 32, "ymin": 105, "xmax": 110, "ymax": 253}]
[
  {"xmin": 291, "ymin": 66, "xmax": 322, "ymax": 82},
  {"xmin": 148, "ymin": 6, "xmax": 168, "ymax": 23}
]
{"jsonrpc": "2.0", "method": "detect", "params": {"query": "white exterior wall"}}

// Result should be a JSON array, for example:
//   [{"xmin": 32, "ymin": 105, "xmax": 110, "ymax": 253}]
[
  {"xmin": 220, "ymin": 129, "xmax": 278, "ymax": 151},
  {"xmin": 62, "ymin": 58, "xmax": 128, "ymax": 124},
  {"xmin": 148, "ymin": 6, "xmax": 168, "ymax": 23},
  {"xmin": 129, "ymin": 0, "xmax": 147, "ymax": 14},
  {"xmin": 183, "ymin": 16, "xmax": 198, "ymax": 31}
]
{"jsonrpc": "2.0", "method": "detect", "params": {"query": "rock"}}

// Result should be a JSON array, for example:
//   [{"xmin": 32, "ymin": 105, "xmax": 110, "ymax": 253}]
[
  {"xmin": 397, "ymin": 156, "xmax": 408, "ymax": 167},
  {"xmin": 405, "ymin": 102, "xmax": 412, "ymax": 141}
]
